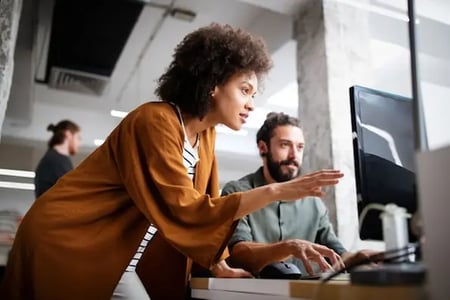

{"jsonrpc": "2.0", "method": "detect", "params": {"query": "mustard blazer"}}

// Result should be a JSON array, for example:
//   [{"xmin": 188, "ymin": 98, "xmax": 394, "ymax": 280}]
[{"xmin": 0, "ymin": 102, "xmax": 242, "ymax": 300}]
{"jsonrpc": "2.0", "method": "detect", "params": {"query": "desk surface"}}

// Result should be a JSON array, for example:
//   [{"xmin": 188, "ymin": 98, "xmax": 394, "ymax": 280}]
[{"xmin": 190, "ymin": 277, "xmax": 428, "ymax": 300}]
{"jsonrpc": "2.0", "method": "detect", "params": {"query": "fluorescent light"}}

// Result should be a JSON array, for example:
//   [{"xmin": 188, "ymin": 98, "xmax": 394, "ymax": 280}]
[
  {"xmin": 170, "ymin": 8, "xmax": 196, "ymax": 22},
  {"xmin": 267, "ymin": 82, "xmax": 299, "ymax": 109},
  {"xmin": 242, "ymin": 107, "xmax": 271, "ymax": 129},
  {"xmin": 94, "ymin": 139, "xmax": 105, "ymax": 146},
  {"xmin": 110, "ymin": 110, "xmax": 128, "ymax": 118},
  {"xmin": 0, "ymin": 168, "xmax": 35, "ymax": 178},
  {"xmin": 0, "ymin": 181, "xmax": 35, "ymax": 190},
  {"xmin": 370, "ymin": 39, "xmax": 409, "ymax": 69},
  {"xmin": 215, "ymin": 125, "xmax": 248, "ymax": 136}
]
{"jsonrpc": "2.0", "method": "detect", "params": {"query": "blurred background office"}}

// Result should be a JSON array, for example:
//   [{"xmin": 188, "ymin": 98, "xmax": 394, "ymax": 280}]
[{"xmin": 0, "ymin": 0, "xmax": 449, "ymax": 293}]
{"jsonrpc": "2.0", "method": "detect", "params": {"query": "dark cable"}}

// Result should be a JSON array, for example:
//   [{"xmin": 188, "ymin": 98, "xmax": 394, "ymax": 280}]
[{"xmin": 320, "ymin": 243, "xmax": 419, "ymax": 283}]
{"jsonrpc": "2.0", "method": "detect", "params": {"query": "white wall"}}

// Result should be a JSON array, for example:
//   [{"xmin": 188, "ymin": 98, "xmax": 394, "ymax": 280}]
[
  {"xmin": 0, "ymin": 140, "xmax": 89, "ymax": 216},
  {"xmin": 417, "ymin": 145, "xmax": 450, "ymax": 300},
  {"xmin": 355, "ymin": 2, "xmax": 450, "ymax": 255},
  {"xmin": 0, "ymin": 189, "xmax": 34, "ymax": 216}
]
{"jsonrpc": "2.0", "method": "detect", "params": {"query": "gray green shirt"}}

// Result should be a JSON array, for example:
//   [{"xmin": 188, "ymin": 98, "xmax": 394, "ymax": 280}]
[{"xmin": 221, "ymin": 167, "xmax": 346, "ymax": 272}]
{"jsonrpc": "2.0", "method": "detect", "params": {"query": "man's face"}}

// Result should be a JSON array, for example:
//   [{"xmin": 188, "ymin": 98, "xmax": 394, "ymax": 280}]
[
  {"xmin": 67, "ymin": 131, "xmax": 81, "ymax": 156},
  {"xmin": 265, "ymin": 125, "xmax": 305, "ymax": 182}
]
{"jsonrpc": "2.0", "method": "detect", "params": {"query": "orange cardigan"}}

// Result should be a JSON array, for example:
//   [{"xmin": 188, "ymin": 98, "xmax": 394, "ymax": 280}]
[{"xmin": 0, "ymin": 102, "xmax": 241, "ymax": 300}]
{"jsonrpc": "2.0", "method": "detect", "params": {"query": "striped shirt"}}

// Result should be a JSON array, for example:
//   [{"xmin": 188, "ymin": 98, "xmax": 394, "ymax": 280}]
[{"xmin": 126, "ymin": 105, "xmax": 199, "ymax": 272}]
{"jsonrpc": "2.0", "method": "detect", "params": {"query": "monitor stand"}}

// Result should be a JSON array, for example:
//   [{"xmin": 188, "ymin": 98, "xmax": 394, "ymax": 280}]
[{"xmin": 350, "ymin": 262, "xmax": 426, "ymax": 285}]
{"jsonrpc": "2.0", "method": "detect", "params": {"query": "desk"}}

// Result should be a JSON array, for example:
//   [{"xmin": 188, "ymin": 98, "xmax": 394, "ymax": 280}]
[{"xmin": 190, "ymin": 276, "xmax": 427, "ymax": 300}]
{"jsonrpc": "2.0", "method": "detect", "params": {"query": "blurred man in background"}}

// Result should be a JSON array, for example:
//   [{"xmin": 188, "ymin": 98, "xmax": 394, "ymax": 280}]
[{"xmin": 34, "ymin": 119, "xmax": 81, "ymax": 198}]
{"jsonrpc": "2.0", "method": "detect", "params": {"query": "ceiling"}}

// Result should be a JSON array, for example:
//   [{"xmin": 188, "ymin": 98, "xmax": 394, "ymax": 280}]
[
  {"xmin": 2, "ymin": 0, "xmax": 306, "ymax": 185},
  {"xmin": 1, "ymin": 0, "xmax": 449, "ymax": 186}
]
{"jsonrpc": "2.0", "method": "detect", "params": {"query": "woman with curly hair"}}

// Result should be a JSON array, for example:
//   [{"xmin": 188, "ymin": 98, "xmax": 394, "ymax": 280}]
[{"xmin": 0, "ymin": 23, "xmax": 343, "ymax": 300}]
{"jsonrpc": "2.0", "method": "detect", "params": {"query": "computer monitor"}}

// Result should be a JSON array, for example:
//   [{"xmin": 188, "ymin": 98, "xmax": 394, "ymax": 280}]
[{"xmin": 349, "ymin": 85, "xmax": 418, "ymax": 241}]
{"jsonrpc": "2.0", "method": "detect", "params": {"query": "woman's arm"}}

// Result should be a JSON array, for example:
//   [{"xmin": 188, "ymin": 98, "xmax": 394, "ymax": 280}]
[{"xmin": 235, "ymin": 169, "xmax": 343, "ymax": 220}]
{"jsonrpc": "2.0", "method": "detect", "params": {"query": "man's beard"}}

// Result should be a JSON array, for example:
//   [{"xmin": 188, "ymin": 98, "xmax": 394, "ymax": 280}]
[
  {"xmin": 68, "ymin": 144, "xmax": 77, "ymax": 156},
  {"xmin": 266, "ymin": 151, "xmax": 301, "ymax": 183}
]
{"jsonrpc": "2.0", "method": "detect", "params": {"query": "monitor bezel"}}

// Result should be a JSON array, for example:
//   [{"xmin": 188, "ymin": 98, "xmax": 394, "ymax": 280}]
[{"xmin": 349, "ymin": 85, "xmax": 413, "ymax": 206}]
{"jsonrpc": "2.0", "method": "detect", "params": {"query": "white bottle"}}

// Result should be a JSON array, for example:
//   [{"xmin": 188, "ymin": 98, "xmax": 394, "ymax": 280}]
[{"xmin": 380, "ymin": 204, "xmax": 411, "ymax": 261}]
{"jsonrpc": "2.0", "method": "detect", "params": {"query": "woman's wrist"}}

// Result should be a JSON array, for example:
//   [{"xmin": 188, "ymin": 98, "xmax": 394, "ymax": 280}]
[{"xmin": 263, "ymin": 183, "xmax": 280, "ymax": 204}]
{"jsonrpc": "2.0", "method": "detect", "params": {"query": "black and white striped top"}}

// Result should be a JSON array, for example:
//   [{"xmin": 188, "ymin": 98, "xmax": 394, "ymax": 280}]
[{"xmin": 126, "ymin": 105, "xmax": 199, "ymax": 272}]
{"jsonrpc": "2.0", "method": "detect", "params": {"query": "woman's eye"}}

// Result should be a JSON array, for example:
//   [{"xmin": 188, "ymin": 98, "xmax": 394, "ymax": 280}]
[{"xmin": 242, "ymin": 88, "xmax": 249, "ymax": 94}]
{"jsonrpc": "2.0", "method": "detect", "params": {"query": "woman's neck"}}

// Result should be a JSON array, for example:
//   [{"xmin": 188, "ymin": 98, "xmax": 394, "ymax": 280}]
[{"xmin": 182, "ymin": 113, "xmax": 217, "ymax": 146}]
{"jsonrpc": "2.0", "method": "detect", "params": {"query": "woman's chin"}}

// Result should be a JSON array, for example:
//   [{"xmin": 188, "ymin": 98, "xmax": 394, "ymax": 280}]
[{"xmin": 223, "ymin": 123, "xmax": 241, "ymax": 131}]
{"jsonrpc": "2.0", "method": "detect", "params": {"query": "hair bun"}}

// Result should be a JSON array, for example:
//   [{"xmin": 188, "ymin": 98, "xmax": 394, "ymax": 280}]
[{"xmin": 47, "ymin": 124, "xmax": 56, "ymax": 132}]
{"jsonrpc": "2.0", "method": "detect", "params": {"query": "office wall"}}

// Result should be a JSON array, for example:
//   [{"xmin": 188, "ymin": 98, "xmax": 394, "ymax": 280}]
[
  {"xmin": 293, "ymin": 0, "xmax": 448, "ymax": 252},
  {"xmin": 417, "ymin": 145, "xmax": 450, "ymax": 299},
  {"xmin": 0, "ymin": 141, "xmax": 88, "ymax": 216}
]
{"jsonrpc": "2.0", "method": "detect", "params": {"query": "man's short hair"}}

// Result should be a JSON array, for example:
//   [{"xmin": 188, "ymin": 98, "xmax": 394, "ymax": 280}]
[{"xmin": 256, "ymin": 112, "xmax": 301, "ymax": 146}]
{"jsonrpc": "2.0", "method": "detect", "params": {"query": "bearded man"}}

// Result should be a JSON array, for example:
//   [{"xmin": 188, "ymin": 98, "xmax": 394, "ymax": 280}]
[{"xmin": 222, "ymin": 112, "xmax": 372, "ymax": 275}]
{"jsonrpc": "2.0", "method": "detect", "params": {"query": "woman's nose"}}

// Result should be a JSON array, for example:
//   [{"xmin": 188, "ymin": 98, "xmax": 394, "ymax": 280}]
[{"xmin": 245, "ymin": 98, "xmax": 255, "ymax": 111}]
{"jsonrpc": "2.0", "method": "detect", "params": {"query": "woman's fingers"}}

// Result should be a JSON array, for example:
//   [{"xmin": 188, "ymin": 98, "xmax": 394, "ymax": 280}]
[
  {"xmin": 302, "ymin": 169, "xmax": 343, "ymax": 178},
  {"xmin": 306, "ymin": 171, "xmax": 344, "ymax": 181},
  {"xmin": 298, "ymin": 171, "xmax": 344, "ymax": 188},
  {"xmin": 280, "ymin": 170, "xmax": 344, "ymax": 200}
]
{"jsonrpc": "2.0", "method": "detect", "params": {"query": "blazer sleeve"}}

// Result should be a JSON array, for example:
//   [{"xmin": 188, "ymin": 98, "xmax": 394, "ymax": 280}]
[
  {"xmin": 207, "ymin": 156, "xmax": 238, "ymax": 262},
  {"xmin": 110, "ymin": 105, "xmax": 241, "ymax": 268},
  {"xmin": 221, "ymin": 180, "xmax": 253, "ymax": 250}
]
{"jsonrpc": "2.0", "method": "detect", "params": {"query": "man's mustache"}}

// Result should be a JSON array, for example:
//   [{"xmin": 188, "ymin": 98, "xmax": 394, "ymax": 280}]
[{"xmin": 280, "ymin": 159, "xmax": 299, "ymax": 167}]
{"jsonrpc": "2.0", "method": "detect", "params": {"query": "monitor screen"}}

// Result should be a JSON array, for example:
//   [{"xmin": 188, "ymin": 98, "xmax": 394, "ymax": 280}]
[{"xmin": 349, "ymin": 85, "xmax": 418, "ymax": 241}]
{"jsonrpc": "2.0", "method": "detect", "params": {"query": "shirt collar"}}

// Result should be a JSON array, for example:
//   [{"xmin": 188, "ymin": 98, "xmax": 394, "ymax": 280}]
[{"xmin": 252, "ymin": 167, "xmax": 268, "ymax": 188}]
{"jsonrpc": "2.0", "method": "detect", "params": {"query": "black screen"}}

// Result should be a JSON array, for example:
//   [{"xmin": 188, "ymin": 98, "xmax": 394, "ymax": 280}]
[{"xmin": 350, "ymin": 86, "xmax": 417, "ymax": 241}]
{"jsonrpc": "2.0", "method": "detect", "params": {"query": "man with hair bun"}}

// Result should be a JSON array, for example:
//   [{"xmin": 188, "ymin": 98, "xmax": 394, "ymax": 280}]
[{"xmin": 34, "ymin": 119, "xmax": 81, "ymax": 198}]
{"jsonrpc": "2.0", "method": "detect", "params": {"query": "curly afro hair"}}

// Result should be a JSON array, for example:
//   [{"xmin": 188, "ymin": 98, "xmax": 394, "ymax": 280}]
[{"xmin": 155, "ymin": 23, "xmax": 273, "ymax": 119}]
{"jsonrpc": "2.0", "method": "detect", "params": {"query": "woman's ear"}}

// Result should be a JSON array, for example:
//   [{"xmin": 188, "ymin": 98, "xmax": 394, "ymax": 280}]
[{"xmin": 210, "ymin": 85, "xmax": 219, "ymax": 98}]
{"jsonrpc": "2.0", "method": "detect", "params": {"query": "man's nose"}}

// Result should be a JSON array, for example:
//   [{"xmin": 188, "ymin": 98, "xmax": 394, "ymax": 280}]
[{"xmin": 288, "ymin": 147, "xmax": 297, "ymax": 159}]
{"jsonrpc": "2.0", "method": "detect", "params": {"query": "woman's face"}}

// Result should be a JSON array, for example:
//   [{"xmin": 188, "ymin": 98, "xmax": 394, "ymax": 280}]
[{"xmin": 212, "ymin": 71, "xmax": 258, "ymax": 131}]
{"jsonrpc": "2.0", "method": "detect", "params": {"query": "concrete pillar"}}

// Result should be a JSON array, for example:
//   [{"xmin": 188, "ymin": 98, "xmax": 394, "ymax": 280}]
[
  {"xmin": 0, "ymin": 0, "xmax": 22, "ymax": 138},
  {"xmin": 294, "ymin": 0, "xmax": 371, "ymax": 249}
]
